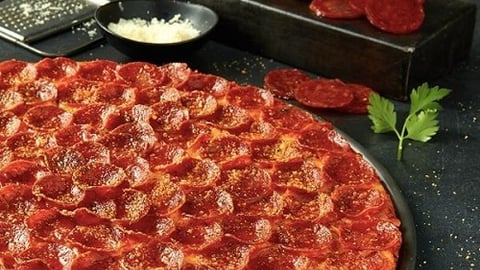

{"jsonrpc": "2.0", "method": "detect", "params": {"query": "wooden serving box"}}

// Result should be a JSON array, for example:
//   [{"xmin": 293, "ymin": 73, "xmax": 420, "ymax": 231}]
[{"xmin": 189, "ymin": 0, "xmax": 476, "ymax": 100}]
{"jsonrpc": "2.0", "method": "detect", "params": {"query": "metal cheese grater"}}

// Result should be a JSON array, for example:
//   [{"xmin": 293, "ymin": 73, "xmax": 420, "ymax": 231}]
[{"xmin": 0, "ymin": 0, "xmax": 107, "ymax": 42}]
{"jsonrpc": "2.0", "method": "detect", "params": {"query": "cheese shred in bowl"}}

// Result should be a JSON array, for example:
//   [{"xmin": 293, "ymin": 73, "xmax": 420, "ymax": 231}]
[{"xmin": 107, "ymin": 14, "xmax": 200, "ymax": 44}]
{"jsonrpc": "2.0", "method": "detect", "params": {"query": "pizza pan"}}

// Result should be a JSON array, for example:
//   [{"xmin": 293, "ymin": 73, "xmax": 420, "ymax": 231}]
[{"xmin": 334, "ymin": 126, "xmax": 417, "ymax": 270}]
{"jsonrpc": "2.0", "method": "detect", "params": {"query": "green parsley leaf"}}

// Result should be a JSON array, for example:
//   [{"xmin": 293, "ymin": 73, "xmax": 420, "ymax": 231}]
[{"xmin": 367, "ymin": 83, "xmax": 451, "ymax": 161}]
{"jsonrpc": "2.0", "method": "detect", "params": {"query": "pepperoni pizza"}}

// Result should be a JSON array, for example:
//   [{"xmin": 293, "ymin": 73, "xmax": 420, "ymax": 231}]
[{"xmin": 0, "ymin": 58, "xmax": 402, "ymax": 269}]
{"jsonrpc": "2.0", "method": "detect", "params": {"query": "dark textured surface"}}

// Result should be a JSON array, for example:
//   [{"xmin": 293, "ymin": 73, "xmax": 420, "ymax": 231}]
[{"xmin": 0, "ymin": 0, "xmax": 479, "ymax": 268}]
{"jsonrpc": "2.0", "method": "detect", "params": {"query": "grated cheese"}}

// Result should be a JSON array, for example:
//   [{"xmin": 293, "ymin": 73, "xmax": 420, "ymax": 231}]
[{"xmin": 107, "ymin": 14, "xmax": 200, "ymax": 44}]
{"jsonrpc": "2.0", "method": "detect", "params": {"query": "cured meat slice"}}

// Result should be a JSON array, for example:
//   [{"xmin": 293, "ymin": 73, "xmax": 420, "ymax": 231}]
[
  {"xmin": 192, "ymin": 133, "xmax": 251, "ymax": 165},
  {"xmin": 294, "ymin": 78, "xmax": 354, "ymax": 108},
  {"xmin": 35, "ymin": 57, "xmax": 78, "ymax": 80},
  {"xmin": 226, "ymin": 85, "xmax": 274, "ymax": 110},
  {"xmin": 309, "ymin": 0, "xmax": 364, "ymax": 19},
  {"xmin": 365, "ymin": 0, "xmax": 425, "ymax": 34},
  {"xmin": 67, "ymin": 224, "xmax": 126, "ymax": 251},
  {"xmin": 251, "ymin": 136, "xmax": 309, "ymax": 164},
  {"xmin": 180, "ymin": 73, "xmax": 233, "ymax": 97},
  {"xmin": 283, "ymin": 191, "xmax": 335, "ymax": 221},
  {"xmin": 92, "ymin": 82, "xmax": 136, "ymax": 107},
  {"xmin": 15, "ymin": 79, "xmax": 57, "ymax": 105},
  {"xmin": 193, "ymin": 237, "xmax": 251, "ymax": 270},
  {"xmin": 44, "ymin": 147, "xmax": 86, "ymax": 174},
  {"xmin": 18, "ymin": 242, "xmax": 75, "ymax": 270},
  {"xmin": 338, "ymin": 219, "xmax": 402, "ymax": 251},
  {"xmin": 0, "ymin": 159, "xmax": 44, "ymax": 185},
  {"xmin": 72, "ymin": 162, "xmax": 126, "ymax": 189},
  {"xmin": 222, "ymin": 215, "xmax": 272, "ymax": 244},
  {"xmin": 160, "ymin": 62, "xmax": 192, "ymax": 88},
  {"xmin": 264, "ymin": 68, "xmax": 311, "ymax": 99},
  {"xmin": 181, "ymin": 90, "xmax": 218, "ymax": 118},
  {"xmin": 274, "ymin": 219, "xmax": 334, "ymax": 252},
  {"xmin": 119, "ymin": 240, "xmax": 184, "ymax": 269},
  {"xmin": 113, "ymin": 156, "xmax": 150, "ymax": 187},
  {"xmin": 219, "ymin": 165, "xmax": 272, "ymax": 202},
  {"xmin": 125, "ymin": 213, "xmax": 175, "ymax": 238},
  {"xmin": 5, "ymin": 131, "xmax": 56, "ymax": 161},
  {"xmin": 348, "ymin": 0, "xmax": 367, "ymax": 13},
  {"xmin": 171, "ymin": 218, "xmax": 223, "ymax": 250},
  {"xmin": 69, "ymin": 251, "xmax": 117, "ymax": 270},
  {"xmin": 102, "ymin": 122, "xmax": 157, "ymax": 157},
  {"xmin": 118, "ymin": 61, "xmax": 166, "ymax": 88},
  {"xmin": 331, "ymin": 184, "xmax": 386, "ymax": 217},
  {"xmin": 247, "ymin": 245, "xmax": 310, "ymax": 270},
  {"xmin": 313, "ymin": 250, "xmax": 397, "ymax": 269},
  {"xmin": 239, "ymin": 120, "xmax": 278, "ymax": 141},
  {"xmin": 323, "ymin": 152, "xmax": 377, "ymax": 185},
  {"xmin": 181, "ymin": 188, "xmax": 234, "ymax": 219},
  {"xmin": 77, "ymin": 60, "xmax": 118, "ymax": 82},
  {"xmin": 209, "ymin": 104, "xmax": 253, "ymax": 133},
  {"xmin": 26, "ymin": 208, "xmax": 75, "ymax": 241},
  {"xmin": 147, "ymin": 174, "xmax": 186, "ymax": 216},
  {"xmin": 54, "ymin": 124, "xmax": 98, "ymax": 147},
  {"xmin": 0, "ymin": 222, "xmax": 30, "ymax": 254},
  {"xmin": 0, "ymin": 111, "xmax": 22, "ymax": 139},
  {"xmin": 272, "ymin": 160, "xmax": 324, "ymax": 193},
  {"xmin": 336, "ymin": 83, "xmax": 376, "ymax": 114},
  {"xmin": 32, "ymin": 174, "xmax": 85, "ymax": 208},
  {"xmin": 72, "ymin": 104, "xmax": 115, "ymax": 127},
  {"xmin": 147, "ymin": 141, "xmax": 186, "ymax": 171},
  {"xmin": 168, "ymin": 157, "xmax": 220, "ymax": 188},
  {"xmin": 150, "ymin": 101, "xmax": 190, "ymax": 131},
  {"xmin": 23, "ymin": 104, "xmax": 72, "ymax": 131},
  {"xmin": 235, "ymin": 191, "xmax": 284, "ymax": 217},
  {"xmin": 298, "ymin": 122, "xmax": 351, "ymax": 153},
  {"xmin": 0, "ymin": 60, "xmax": 36, "ymax": 88},
  {"xmin": 0, "ymin": 144, "xmax": 12, "ymax": 168},
  {"xmin": 263, "ymin": 101, "xmax": 316, "ymax": 130},
  {"xmin": 56, "ymin": 78, "xmax": 99, "ymax": 107},
  {"xmin": 0, "ymin": 90, "xmax": 23, "ymax": 111},
  {"xmin": 0, "ymin": 184, "xmax": 39, "ymax": 221},
  {"xmin": 71, "ymin": 141, "xmax": 110, "ymax": 164}
]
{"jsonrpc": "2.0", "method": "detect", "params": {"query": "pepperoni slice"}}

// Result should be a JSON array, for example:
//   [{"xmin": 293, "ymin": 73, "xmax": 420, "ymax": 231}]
[
  {"xmin": 283, "ymin": 191, "xmax": 335, "ymax": 221},
  {"xmin": 298, "ymin": 122, "xmax": 351, "ymax": 152},
  {"xmin": 150, "ymin": 101, "xmax": 189, "ymax": 131},
  {"xmin": 92, "ymin": 82, "xmax": 136, "ymax": 107},
  {"xmin": 219, "ymin": 165, "xmax": 272, "ymax": 202},
  {"xmin": 323, "ymin": 152, "xmax": 377, "ymax": 185},
  {"xmin": 72, "ymin": 104, "xmax": 115, "ymax": 127},
  {"xmin": 26, "ymin": 208, "xmax": 75, "ymax": 241},
  {"xmin": 171, "ymin": 218, "xmax": 223, "ymax": 250},
  {"xmin": 0, "ymin": 60, "xmax": 36, "ymax": 88},
  {"xmin": 67, "ymin": 224, "xmax": 125, "ymax": 251},
  {"xmin": 0, "ymin": 222, "xmax": 30, "ymax": 254},
  {"xmin": 239, "ymin": 120, "xmax": 278, "ymax": 141},
  {"xmin": 0, "ymin": 159, "xmax": 45, "ymax": 185},
  {"xmin": 168, "ymin": 157, "xmax": 220, "ymax": 188},
  {"xmin": 181, "ymin": 188, "xmax": 233, "ymax": 219},
  {"xmin": 18, "ymin": 242, "xmax": 75, "ymax": 270},
  {"xmin": 181, "ymin": 90, "xmax": 218, "ymax": 118},
  {"xmin": 147, "ymin": 174, "xmax": 186, "ymax": 216},
  {"xmin": 294, "ymin": 78, "xmax": 354, "ymax": 108},
  {"xmin": 272, "ymin": 160, "xmax": 323, "ymax": 193},
  {"xmin": 193, "ymin": 133, "xmax": 251, "ymax": 165},
  {"xmin": 135, "ymin": 85, "xmax": 181, "ymax": 105},
  {"xmin": 102, "ymin": 123, "xmax": 157, "ymax": 158},
  {"xmin": 313, "ymin": 250, "xmax": 397, "ymax": 269},
  {"xmin": 226, "ymin": 85, "xmax": 274, "ymax": 109},
  {"xmin": 222, "ymin": 215, "xmax": 272, "ymax": 244},
  {"xmin": 310, "ymin": 0, "xmax": 364, "ymax": 19},
  {"xmin": 119, "ymin": 240, "xmax": 184, "ymax": 269},
  {"xmin": 125, "ymin": 213, "xmax": 175, "ymax": 237},
  {"xmin": 54, "ymin": 124, "xmax": 98, "ymax": 147},
  {"xmin": 180, "ymin": 72, "xmax": 232, "ymax": 97},
  {"xmin": 23, "ymin": 104, "xmax": 72, "ymax": 131},
  {"xmin": 113, "ymin": 156, "xmax": 150, "ymax": 187},
  {"xmin": 160, "ymin": 62, "xmax": 192, "ymax": 87},
  {"xmin": 71, "ymin": 141, "xmax": 110, "ymax": 164},
  {"xmin": 35, "ymin": 57, "xmax": 78, "ymax": 80},
  {"xmin": 348, "ymin": 0, "xmax": 367, "ymax": 14},
  {"xmin": 338, "ymin": 219, "xmax": 402, "ymax": 251},
  {"xmin": 69, "ymin": 251, "xmax": 117, "ymax": 270},
  {"xmin": 0, "ymin": 144, "xmax": 12, "ymax": 168},
  {"xmin": 251, "ymin": 137, "xmax": 308, "ymax": 164},
  {"xmin": 0, "ymin": 111, "xmax": 22, "ymax": 139},
  {"xmin": 56, "ymin": 78, "xmax": 99, "ymax": 107},
  {"xmin": 73, "ymin": 162, "xmax": 125, "ymax": 189},
  {"xmin": 0, "ymin": 90, "xmax": 24, "ymax": 111},
  {"xmin": 209, "ymin": 105, "xmax": 253, "ymax": 133},
  {"xmin": 0, "ymin": 184, "xmax": 38, "ymax": 221},
  {"xmin": 365, "ymin": 0, "xmax": 425, "ymax": 34},
  {"xmin": 15, "ymin": 79, "xmax": 58, "ymax": 105},
  {"xmin": 118, "ymin": 61, "xmax": 166, "ymax": 88},
  {"xmin": 147, "ymin": 141, "xmax": 186, "ymax": 171},
  {"xmin": 263, "ymin": 101, "xmax": 316, "ymax": 130},
  {"xmin": 33, "ymin": 174, "xmax": 85, "ymax": 208},
  {"xmin": 336, "ymin": 83, "xmax": 376, "ymax": 114},
  {"xmin": 247, "ymin": 245, "xmax": 310, "ymax": 270},
  {"xmin": 264, "ymin": 68, "xmax": 311, "ymax": 99},
  {"xmin": 77, "ymin": 60, "xmax": 118, "ymax": 82},
  {"xmin": 235, "ymin": 190, "xmax": 284, "ymax": 217},
  {"xmin": 274, "ymin": 219, "xmax": 334, "ymax": 252},
  {"xmin": 331, "ymin": 184, "xmax": 386, "ymax": 217},
  {"xmin": 5, "ymin": 132, "xmax": 56, "ymax": 161},
  {"xmin": 195, "ymin": 237, "xmax": 251, "ymax": 270}
]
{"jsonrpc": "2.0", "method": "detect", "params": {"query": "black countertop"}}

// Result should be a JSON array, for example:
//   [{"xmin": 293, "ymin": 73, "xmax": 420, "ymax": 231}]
[{"xmin": 0, "ymin": 1, "xmax": 479, "ymax": 269}]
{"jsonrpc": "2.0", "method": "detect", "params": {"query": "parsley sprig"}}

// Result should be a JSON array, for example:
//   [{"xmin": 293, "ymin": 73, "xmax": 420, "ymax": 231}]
[{"xmin": 367, "ymin": 83, "xmax": 451, "ymax": 161}]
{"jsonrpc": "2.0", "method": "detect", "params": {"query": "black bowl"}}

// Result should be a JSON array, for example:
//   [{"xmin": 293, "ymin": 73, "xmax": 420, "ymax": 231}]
[{"xmin": 95, "ymin": 0, "xmax": 218, "ymax": 61}]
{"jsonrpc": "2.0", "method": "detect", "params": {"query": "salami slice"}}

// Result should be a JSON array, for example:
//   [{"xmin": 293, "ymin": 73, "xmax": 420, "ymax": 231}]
[
  {"xmin": 365, "ymin": 0, "xmax": 425, "ymax": 34},
  {"xmin": 264, "ymin": 68, "xmax": 311, "ymax": 99},
  {"xmin": 335, "ymin": 83, "xmax": 375, "ymax": 114},
  {"xmin": 118, "ymin": 61, "xmax": 166, "ymax": 88},
  {"xmin": 348, "ymin": 0, "xmax": 367, "ymax": 14},
  {"xmin": 310, "ymin": 0, "xmax": 364, "ymax": 19},
  {"xmin": 294, "ymin": 78, "xmax": 354, "ymax": 108}
]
